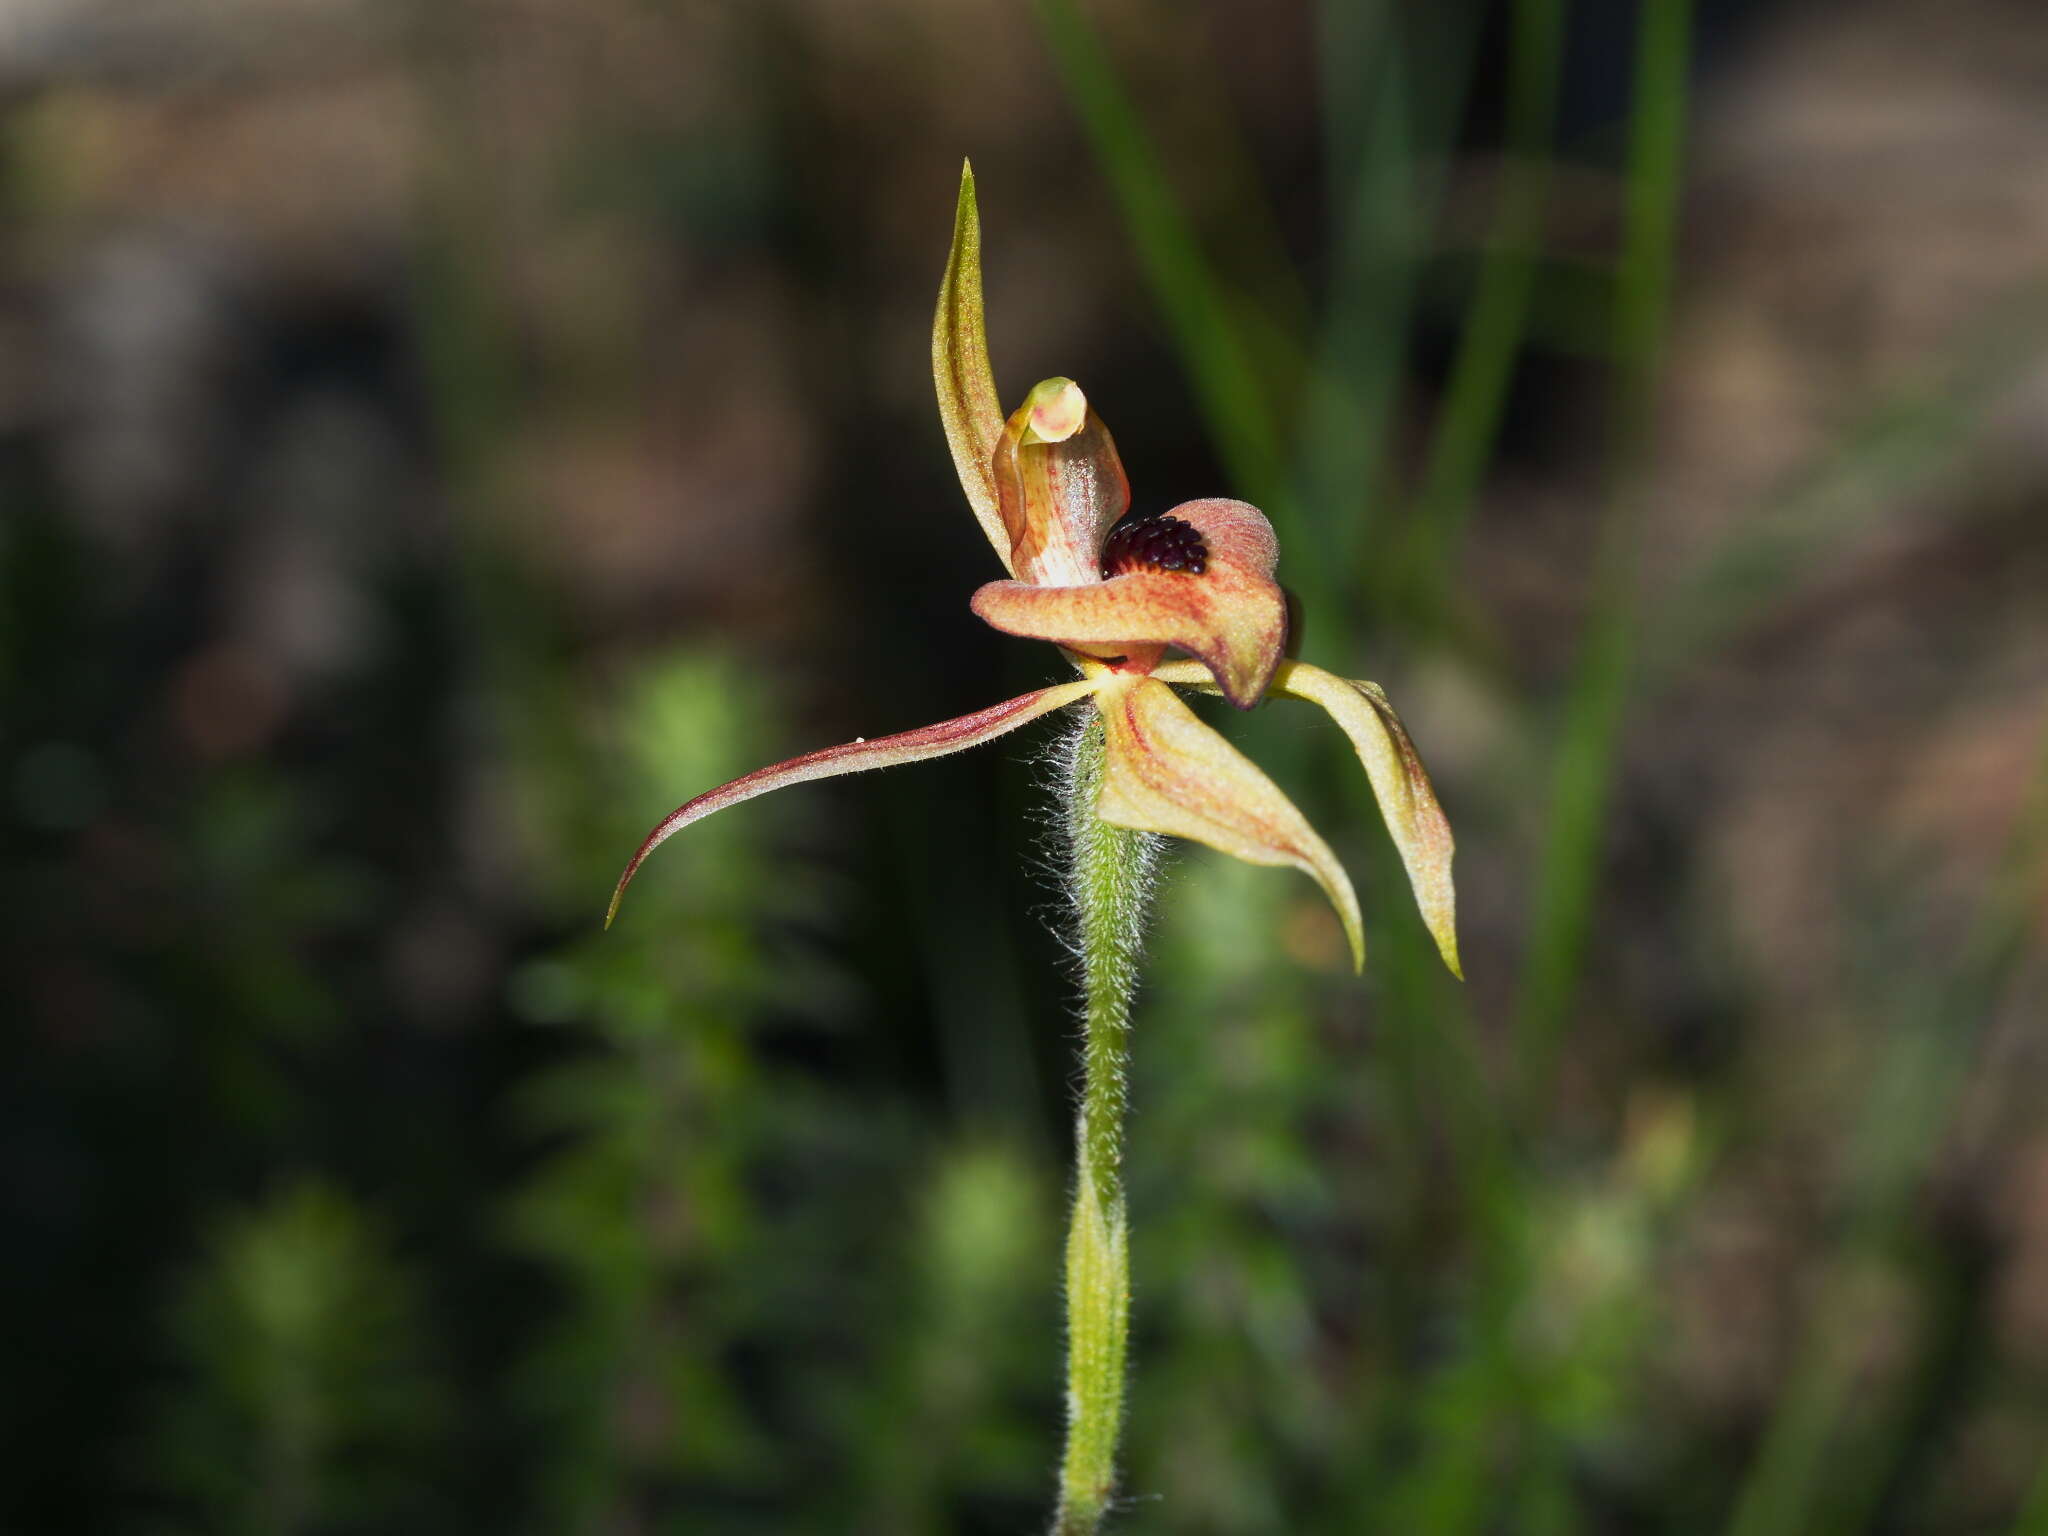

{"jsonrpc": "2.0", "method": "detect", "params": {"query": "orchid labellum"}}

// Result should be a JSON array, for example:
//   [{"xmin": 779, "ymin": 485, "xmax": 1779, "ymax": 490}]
[{"xmin": 609, "ymin": 164, "xmax": 1458, "ymax": 979}]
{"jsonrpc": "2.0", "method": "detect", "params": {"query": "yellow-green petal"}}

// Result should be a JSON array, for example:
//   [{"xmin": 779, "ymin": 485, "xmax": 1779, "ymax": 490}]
[
  {"xmin": 1091, "ymin": 674, "xmax": 1364, "ymax": 970},
  {"xmin": 1156, "ymin": 656, "xmax": 1460, "ymax": 977}
]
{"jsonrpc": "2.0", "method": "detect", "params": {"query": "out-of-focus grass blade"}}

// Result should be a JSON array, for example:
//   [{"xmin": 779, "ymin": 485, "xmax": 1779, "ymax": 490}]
[
  {"xmin": 1030, "ymin": 0, "xmax": 1289, "ymax": 516},
  {"xmin": 1512, "ymin": 0, "xmax": 1693, "ymax": 1113},
  {"xmin": 1300, "ymin": 0, "xmax": 1414, "ymax": 598},
  {"xmin": 1398, "ymin": 0, "xmax": 1567, "ymax": 614},
  {"xmin": 1302, "ymin": 10, "xmax": 1548, "ymax": 1529},
  {"xmin": 1357, "ymin": 934, "xmax": 1533, "ymax": 1536},
  {"xmin": 1306, "ymin": 0, "xmax": 1493, "ymax": 622}
]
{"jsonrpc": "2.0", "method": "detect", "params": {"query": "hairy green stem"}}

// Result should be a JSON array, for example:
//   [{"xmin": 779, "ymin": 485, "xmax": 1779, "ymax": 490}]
[{"xmin": 1052, "ymin": 717, "xmax": 1162, "ymax": 1536}]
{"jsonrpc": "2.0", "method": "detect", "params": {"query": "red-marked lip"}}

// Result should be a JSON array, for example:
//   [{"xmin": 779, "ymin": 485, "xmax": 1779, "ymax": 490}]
[
  {"xmin": 1100, "ymin": 511, "xmax": 1208, "ymax": 577},
  {"xmin": 970, "ymin": 498, "xmax": 1288, "ymax": 711}
]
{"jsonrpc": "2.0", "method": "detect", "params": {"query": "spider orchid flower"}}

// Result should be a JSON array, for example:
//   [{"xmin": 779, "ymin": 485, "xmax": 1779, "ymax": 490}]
[{"xmin": 607, "ymin": 165, "xmax": 1459, "ymax": 977}]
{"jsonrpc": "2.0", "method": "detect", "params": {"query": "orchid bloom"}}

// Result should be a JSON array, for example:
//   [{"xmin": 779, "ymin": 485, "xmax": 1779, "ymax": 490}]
[{"xmin": 607, "ymin": 165, "xmax": 1459, "ymax": 977}]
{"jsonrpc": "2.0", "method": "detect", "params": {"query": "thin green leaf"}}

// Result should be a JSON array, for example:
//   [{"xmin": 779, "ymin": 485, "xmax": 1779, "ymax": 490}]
[
  {"xmin": 1029, "ymin": 0, "xmax": 1288, "ymax": 514},
  {"xmin": 1512, "ymin": 0, "xmax": 1693, "ymax": 1110},
  {"xmin": 1398, "ymin": 0, "xmax": 1567, "ymax": 611}
]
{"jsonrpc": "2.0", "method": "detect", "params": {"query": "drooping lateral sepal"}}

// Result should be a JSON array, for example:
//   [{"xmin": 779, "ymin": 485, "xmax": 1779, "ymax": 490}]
[
  {"xmin": 971, "ymin": 498, "xmax": 1287, "ymax": 710},
  {"xmin": 1154, "ymin": 657, "xmax": 1460, "ymax": 977},
  {"xmin": 1089, "ymin": 674, "xmax": 1365, "ymax": 970},
  {"xmin": 1274, "ymin": 663, "xmax": 1460, "ymax": 976},
  {"xmin": 933, "ymin": 161, "xmax": 1013, "ymax": 573},
  {"xmin": 607, "ymin": 675, "xmax": 1103, "ymax": 927},
  {"xmin": 993, "ymin": 378, "xmax": 1131, "ymax": 588}
]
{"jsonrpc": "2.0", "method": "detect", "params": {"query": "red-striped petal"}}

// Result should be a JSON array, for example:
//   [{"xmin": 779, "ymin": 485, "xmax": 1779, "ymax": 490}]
[
  {"xmin": 1091, "ymin": 674, "xmax": 1365, "ymax": 970},
  {"xmin": 993, "ymin": 379, "xmax": 1131, "ymax": 587},
  {"xmin": 1153, "ymin": 656, "xmax": 1460, "ymax": 977}
]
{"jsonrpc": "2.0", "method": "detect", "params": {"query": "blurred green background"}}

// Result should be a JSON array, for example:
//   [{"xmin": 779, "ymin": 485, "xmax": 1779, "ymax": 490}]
[{"xmin": 4, "ymin": 0, "xmax": 2046, "ymax": 1531}]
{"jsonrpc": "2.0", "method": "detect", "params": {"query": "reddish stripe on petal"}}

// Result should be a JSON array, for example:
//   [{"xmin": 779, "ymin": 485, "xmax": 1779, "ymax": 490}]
[
  {"xmin": 994, "ymin": 381, "xmax": 1130, "ymax": 588},
  {"xmin": 1092, "ymin": 676, "xmax": 1365, "ymax": 969},
  {"xmin": 1149, "ymin": 657, "xmax": 1461, "ymax": 978},
  {"xmin": 607, "ymin": 676, "xmax": 1101, "ymax": 927}
]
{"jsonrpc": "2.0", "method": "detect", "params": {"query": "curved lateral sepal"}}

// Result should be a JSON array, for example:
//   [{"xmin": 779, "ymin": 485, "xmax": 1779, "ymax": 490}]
[{"xmin": 607, "ymin": 676, "xmax": 1102, "ymax": 927}]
